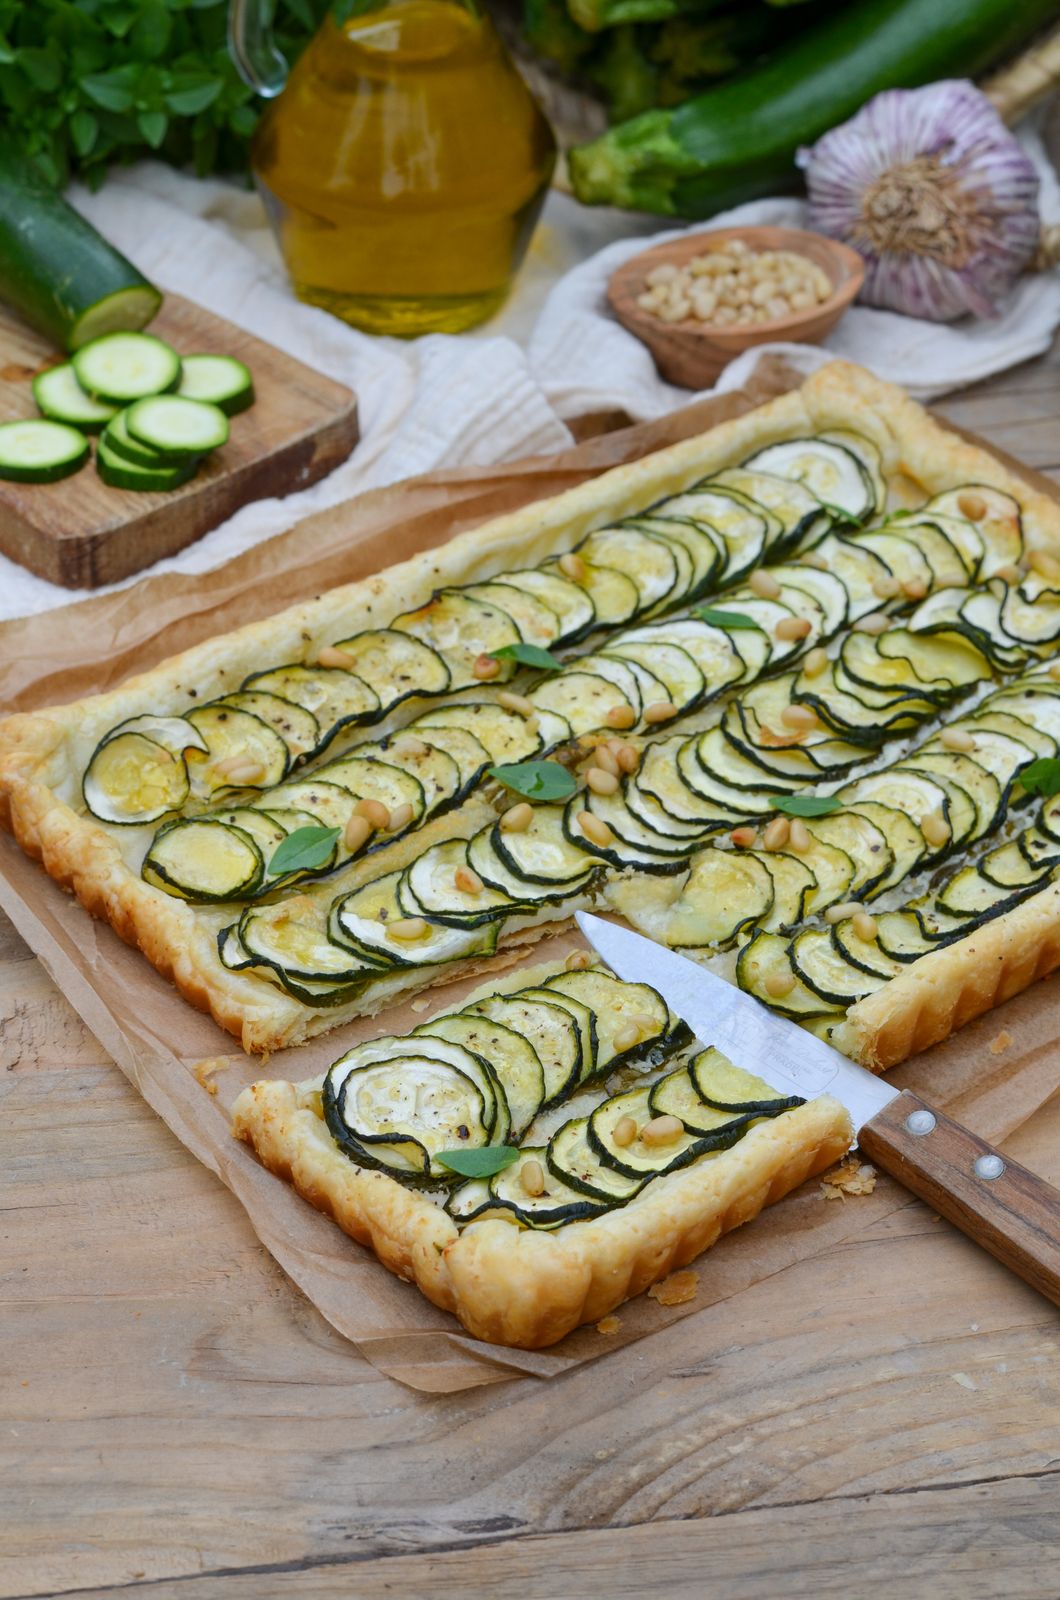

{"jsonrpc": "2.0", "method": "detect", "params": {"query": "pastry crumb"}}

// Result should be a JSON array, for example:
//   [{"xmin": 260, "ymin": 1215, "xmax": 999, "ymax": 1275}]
[
  {"xmin": 989, "ymin": 1029, "xmax": 1012, "ymax": 1055},
  {"xmin": 191, "ymin": 1056, "xmax": 230, "ymax": 1095},
  {"xmin": 821, "ymin": 1156, "xmax": 877, "ymax": 1200},
  {"xmin": 951, "ymin": 1371, "xmax": 977, "ymax": 1391},
  {"xmin": 649, "ymin": 1269, "xmax": 699, "ymax": 1307},
  {"xmin": 596, "ymin": 1314, "xmax": 621, "ymax": 1335},
  {"xmin": 410, "ymin": 997, "xmax": 431, "ymax": 1013}
]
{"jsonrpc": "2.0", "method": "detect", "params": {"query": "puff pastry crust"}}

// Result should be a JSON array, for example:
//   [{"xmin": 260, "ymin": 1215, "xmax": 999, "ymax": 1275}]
[{"xmin": 4, "ymin": 361, "xmax": 1060, "ymax": 1070}]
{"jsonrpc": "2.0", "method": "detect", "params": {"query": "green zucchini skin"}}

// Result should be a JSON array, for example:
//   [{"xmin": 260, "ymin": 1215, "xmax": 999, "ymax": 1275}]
[
  {"xmin": 0, "ymin": 145, "xmax": 162, "ymax": 351},
  {"xmin": 570, "ymin": 0, "xmax": 1060, "ymax": 215}
]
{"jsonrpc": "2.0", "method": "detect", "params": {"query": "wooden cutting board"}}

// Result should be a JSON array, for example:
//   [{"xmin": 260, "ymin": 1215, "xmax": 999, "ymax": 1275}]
[{"xmin": 0, "ymin": 293, "xmax": 359, "ymax": 590}]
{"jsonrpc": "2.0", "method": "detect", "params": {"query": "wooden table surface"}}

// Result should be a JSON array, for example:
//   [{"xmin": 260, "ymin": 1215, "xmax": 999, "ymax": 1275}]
[{"xmin": 5, "ymin": 342, "xmax": 1060, "ymax": 1600}]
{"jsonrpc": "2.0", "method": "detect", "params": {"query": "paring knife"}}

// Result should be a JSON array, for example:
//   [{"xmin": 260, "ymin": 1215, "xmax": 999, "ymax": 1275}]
[{"xmin": 576, "ymin": 912, "xmax": 1060, "ymax": 1308}]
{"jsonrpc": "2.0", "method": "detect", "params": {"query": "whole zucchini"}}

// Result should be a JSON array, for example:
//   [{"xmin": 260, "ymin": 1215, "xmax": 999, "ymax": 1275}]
[
  {"xmin": 569, "ymin": 0, "xmax": 1060, "ymax": 214},
  {"xmin": 0, "ymin": 144, "xmax": 162, "ymax": 352}
]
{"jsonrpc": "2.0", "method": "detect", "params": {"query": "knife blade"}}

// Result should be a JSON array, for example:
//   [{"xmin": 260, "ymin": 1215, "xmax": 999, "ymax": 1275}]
[{"xmin": 576, "ymin": 911, "xmax": 1060, "ymax": 1308}]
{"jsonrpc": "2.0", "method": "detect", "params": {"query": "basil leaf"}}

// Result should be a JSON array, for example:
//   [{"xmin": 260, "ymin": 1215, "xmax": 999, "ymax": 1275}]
[
  {"xmin": 268, "ymin": 824, "xmax": 341, "ymax": 876},
  {"xmin": 1017, "ymin": 757, "xmax": 1060, "ymax": 797},
  {"xmin": 769, "ymin": 794, "xmax": 842, "ymax": 817},
  {"xmin": 490, "ymin": 642, "xmax": 562, "ymax": 671},
  {"xmin": 437, "ymin": 1145, "xmax": 520, "ymax": 1179},
  {"xmin": 489, "ymin": 760, "xmax": 577, "ymax": 802},
  {"xmin": 696, "ymin": 606, "xmax": 762, "ymax": 630}
]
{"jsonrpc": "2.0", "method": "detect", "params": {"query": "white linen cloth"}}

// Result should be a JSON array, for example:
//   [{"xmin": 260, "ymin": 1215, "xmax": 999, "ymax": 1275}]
[{"xmin": 1, "ymin": 118, "xmax": 1057, "ymax": 622}]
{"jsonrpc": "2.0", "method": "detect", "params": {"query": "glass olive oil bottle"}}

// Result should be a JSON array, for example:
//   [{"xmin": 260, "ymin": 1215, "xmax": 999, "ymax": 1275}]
[{"xmin": 231, "ymin": 0, "xmax": 557, "ymax": 336}]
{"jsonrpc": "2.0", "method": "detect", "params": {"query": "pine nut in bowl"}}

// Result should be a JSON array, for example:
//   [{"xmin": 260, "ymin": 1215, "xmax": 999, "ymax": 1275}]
[{"xmin": 607, "ymin": 226, "xmax": 865, "ymax": 388}]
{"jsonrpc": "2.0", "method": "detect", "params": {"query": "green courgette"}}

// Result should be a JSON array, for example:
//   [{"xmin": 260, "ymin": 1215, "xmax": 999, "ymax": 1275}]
[
  {"xmin": 0, "ymin": 143, "xmax": 162, "ymax": 351},
  {"xmin": 569, "ymin": 0, "xmax": 1060, "ymax": 214}
]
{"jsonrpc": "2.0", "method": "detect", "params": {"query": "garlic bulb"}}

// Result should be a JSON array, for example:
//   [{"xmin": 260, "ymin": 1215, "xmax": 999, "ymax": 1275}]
[{"xmin": 797, "ymin": 81, "xmax": 1041, "ymax": 322}]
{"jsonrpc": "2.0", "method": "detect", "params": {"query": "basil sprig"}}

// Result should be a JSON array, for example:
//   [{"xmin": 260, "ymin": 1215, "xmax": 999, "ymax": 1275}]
[
  {"xmin": 489, "ymin": 760, "xmax": 576, "ymax": 802},
  {"xmin": 1018, "ymin": 757, "xmax": 1060, "ymax": 798},
  {"xmin": 696, "ymin": 605, "xmax": 762, "ymax": 630},
  {"xmin": 490, "ymin": 642, "xmax": 562, "ymax": 671},
  {"xmin": 768, "ymin": 794, "xmax": 841, "ymax": 817},
  {"xmin": 438, "ymin": 1146, "xmax": 520, "ymax": 1178},
  {"xmin": 268, "ymin": 824, "xmax": 341, "ymax": 875}
]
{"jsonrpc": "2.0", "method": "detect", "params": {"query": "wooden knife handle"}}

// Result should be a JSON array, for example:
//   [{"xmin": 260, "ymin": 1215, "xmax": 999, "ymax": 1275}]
[{"xmin": 858, "ymin": 1090, "xmax": 1060, "ymax": 1308}]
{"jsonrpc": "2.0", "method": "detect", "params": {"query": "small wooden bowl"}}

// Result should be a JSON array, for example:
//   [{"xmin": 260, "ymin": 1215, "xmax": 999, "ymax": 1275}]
[{"xmin": 607, "ymin": 226, "xmax": 865, "ymax": 389}]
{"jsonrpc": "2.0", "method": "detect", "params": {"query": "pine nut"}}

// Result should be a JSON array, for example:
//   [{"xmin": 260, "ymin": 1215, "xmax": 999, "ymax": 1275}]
[
  {"xmin": 825, "ymin": 900, "xmax": 862, "ymax": 924},
  {"xmin": 993, "ymin": 564, "xmax": 1023, "ymax": 585},
  {"xmin": 497, "ymin": 691, "xmax": 534, "ymax": 717},
  {"xmin": 388, "ymin": 802, "xmax": 414, "ymax": 831},
  {"xmin": 854, "ymin": 612, "xmax": 889, "ymax": 635},
  {"xmin": 316, "ymin": 645, "xmax": 356, "ymax": 670},
  {"xmin": 586, "ymin": 766, "xmax": 619, "ymax": 795},
  {"xmin": 788, "ymin": 818, "xmax": 811, "ymax": 852},
  {"xmin": 901, "ymin": 579, "xmax": 928, "ymax": 601},
  {"xmin": 565, "ymin": 949, "xmax": 592, "ymax": 971},
  {"xmin": 957, "ymin": 490, "xmax": 987, "ymax": 522},
  {"xmin": 775, "ymin": 616, "xmax": 812, "ymax": 641},
  {"xmin": 852, "ymin": 910, "xmax": 878, "ymax": 942},
  {"xmin": 578, "ymin": 809, "xmax": 614, "ymax": 847},
  {"xmin": 1029, "ymin": 549, "xmax": 1060, "ymax": 581},
  {"xmin": 781, "ymin": 703, "xmax": 818, "ymax": 729},
  {"xmin": 214, "ymin": 755, "xmax": 266, "ymax": 782},
  {"xmin": 730, "ymin": 826, "xmax": 758, "ymax": 848},
  {"xmin": 612, "ymin": 1115, "xmax": 638, "ymax": 1148},
  {"xmin": 389, "ymin": 917, "xmax": 429, "ymax": 941},
  {"xmin": 356, "ymin": 797, "xmax": 390, "ymax": 830},
  {"xmin": 455, "ymin": 865, "xmax": 484, "ymax": 896},
  {"xmin": 749, "ymin": 568, "xmax": 781, "ymax": 599},
  {"xmin": 473, "ymin": 653, "xmax": 501, "ymax": 681},
  {"xmin": 343, "ymin": 814, "xmax": 373, "ymax": 852},
  {"xmin": 872, "ymin": 575, "xmax": 901, "ymax": 599},
  {"xmin": 559, "ymin": 552, "xmax": 587, "ymax": 582},
  {"xmin": 920, "ymin": 810, "xmax": 950, "ymax": 847},
  {"xmin": 1049, "ymin": 662, "xmax": 1060, "ymax": 682},
  {"xmin": 643, "ymin": 701, "xmax": 678, "ymax": 724},
  {"xmin": 764, "ymin": 971, "xmax": 795, "ymax": 998},
  {"xmin": 525, "ymin": 714, "xmax": 540, "ymax": 734},
  {"xmin": 605, "ymin": 703, "xmax": 637, "ymax": 730},
  {"xmin": 801, "ymin": 551, "xmax": 828, "ymax": 570},
  {"xmin": 500, "ymin": 802, "xmax": 533, "ymax": 832},
  {"xmin": 520, "ymin": 1159, "xmax": 546, "ymax": 1198},
  {"xmin": 614, "ymin": 1021, "xmax": 643, "ymax": 1051},
  {"xmin": 641, "ymin": 1114, "xmax": 684, "ymax": 1148},
  {"xmin": 803, "ymin": 647, "xmax": 828, "ymax": 678},
  {"xmin": 593, "ymin": 745, "xmax": 619, "ymax": 776},
  {"xmin": 632, "ymin": 1012, "xmax": 658, "ymax": 1032},
  {"xmin": 940, "ymin": 727, "xmax": 976, "ymax": 752},
  {"xmin": 392, "ymin": 735, "xmax": 429, "ymax": 758},
  {"xmin": 762, "ymin": 816, "xmax": 790, "ymax": 850},
  {"xmin": 617, "ymin": 744, "xmax": 640, "ymax": 774}
]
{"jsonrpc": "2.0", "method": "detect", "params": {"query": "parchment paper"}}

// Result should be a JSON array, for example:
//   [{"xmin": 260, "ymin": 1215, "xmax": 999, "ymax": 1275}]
[{"xmin": 2, "ymin": 359, "xmax": 1058, "ymax": 1393}]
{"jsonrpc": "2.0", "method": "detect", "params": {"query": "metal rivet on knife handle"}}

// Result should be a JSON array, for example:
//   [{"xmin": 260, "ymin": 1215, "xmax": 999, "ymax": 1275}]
[
  {"xmin": 974, "ymin": 1154, "xmax": 1006, "ymax": 1181},
  {"xmin": 905, "ymin": 1109, "xmax": 937, "ymax": 1136}
]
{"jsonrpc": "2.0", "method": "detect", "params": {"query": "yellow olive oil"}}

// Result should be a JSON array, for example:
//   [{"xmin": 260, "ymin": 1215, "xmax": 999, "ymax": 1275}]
[{"xmin": 251, "ymin": 0, "xmax": 556, "ymax": 336}]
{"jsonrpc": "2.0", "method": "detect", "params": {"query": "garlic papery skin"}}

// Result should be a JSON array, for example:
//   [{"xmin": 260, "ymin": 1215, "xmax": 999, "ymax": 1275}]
[{"xmin": 797, "ymin": 81, "xmax": 1041, "ymax": 323}]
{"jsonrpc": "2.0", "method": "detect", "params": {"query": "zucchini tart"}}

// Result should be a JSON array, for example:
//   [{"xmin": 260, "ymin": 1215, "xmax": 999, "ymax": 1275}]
[
  {"xmin": 4, "ymin": 362, "xmax": 1060, "ymax": 1075},
  {"xmin": 233, "ymin": 958, "xmax": 853, "ymax": 1347}
]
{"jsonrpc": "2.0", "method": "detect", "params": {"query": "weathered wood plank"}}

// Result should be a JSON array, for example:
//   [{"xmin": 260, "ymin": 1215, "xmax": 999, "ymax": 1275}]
[
  {"xmin": 47, "ymin": 1476, "xmax": 1060, "ymax": 1600},
  {"xmin": 3, "ymin": 1057, "xmax": 1058, "ymax": 1598}
]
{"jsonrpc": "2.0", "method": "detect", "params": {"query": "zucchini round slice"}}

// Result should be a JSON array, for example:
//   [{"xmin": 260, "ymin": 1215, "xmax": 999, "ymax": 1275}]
[
  {"xmin": 218, "ymin": 691, "xmax": 320, "ymax": 761},
  {"xmin": 627, "ymin": 513, "xmax": 723, "ymax": 599},
  {"xmin": 517, "ymin": 984, "xmax": 598, "ymax": 1085},
  {"xmin": 577, "ymin": 526, "xmax": 680, "ymax": 615},
  {"xmin": 104, "ymin": 713, "xmax": 208, "ymax": 760},
  {"xmin": 238, "ymin": 896, "xmax": 378, "ymax": 985},
  {"xmin": 819, "ymin": 428, "xmax": 886, "ymax": 513},
  {"xmin": 737, "ymin": 931, "xmax": 845, "ymax": 1021},
  {"xmin": 607, "ymin": 640, "xmax": 705, "ymax": 714},
  {"xmin": 925, "ymin": 486, "xmax": 1022, "ymax": 573},
  {"xmin": 528, "ymin": 668, "xmax": 636, "ymax": 736},
  {"xmin": 399, "ymin": 838, "xmax": 517, "ymax": 926},
  {"xmin": 0, "ymin": 418, "xmax": 89, "ymax": 483},
  {"xmin": 492, "ymin": 565, "xmax": 596, "ymax": 645},
  {"xmin": 588, "ymin": 1083, "xmax": 738, "ymax": 1179},
  {"xmin": 467, "ymin": 824, "xmax": 596, "ymax": 904},
  {"xmin": 622, "ymin": 846, "xmax": 774, "ymax": 950},
  {"xmin": 72, "ymin": 332, "xmax": 181, "ymax": 402},
  {"xmin": 125, "ymin": 394, "xmax": 228, "ymax": 459},
  {"xmin": 741, "ymin": 438, "xmax": 874, "ymax": 522},
  {"xmin": 543, "ymin": 966, "xmax": 674, "ymax": 1070},
  {"xmin": 101, "ymin": 408, "xmax": 174, "ymax": 468},
  {"xmin": 359, "ymin": 739, "xmax": 459, "ymax": 814},
  {"xmin": 567, "ymin": 788, "xmax": 693, "ymax": 872},
  {"xmin": 789, "ymin": 928, "xmax": 886, "ymax": 1007},
  {"xmin": 83, "ymin": 730, "xmax": 189, "ymax": 825},
  {"xmin": 462, "ymin": 580, "xmax": 562, "ymax": 646},
  {"xmin": 186, "ymin": 703, "xmax": 290, "ymax": 797},
  {"xmin": 323, "ymin": 754, "xmax": 427, "ymax": 824},
  {"xmin": 328, "ymin": 1056, "xmax": 490, "ymax": 1183},
  {"xmin": 242, "ymin": 663, "xmax": 379, "ymax": 739},
  {"xmin": 709, "ymin": 465, "xmax": 827, "ymax": 549},
  {"xmin": 492, "ymin": 804, "xmax": 597, "ymax": 885},
  {"xmin": 327, "ymin": 628, "xmax": 451, "ymax": 707},
  {"xmin": 418, "ymin": 1012, "xmax": 545, "ymax": 1139},
  {"xmin": 142, "ymin": 818, "xmax": 263, "ymax": 901},
  {"xmin": 327, "ymin": 1031, "xmax": 504, "ymax": 1148},
  {"xmin": 540, "ymin": 556, "xmax": 640, "ymax": 630},
  {"xmin": 176, "ymin": 353, "xmax": 255, "ymax": 416},
  {"xmin": 265, "ymin": 777, "xmax": 357, "ymax": 833},
  {"xmin": 330, "ymin": 868, "xmax": 497, "ymax": 968},
  {"xmin": 803, "ymin": 812, "xmax": 894, "ymax": 899},
  {"xmin": 661, "ymin": 486, "xmax": 771, "ymax": 579},
  {"xmin": 97, "ymin": 432, "xmax": 198, "ymax": 492},
  {"xmin": 390, "ymin": 725, "xmax": 489, "ymax": 792},
  {"xmin": 576, "ymin": 652, "xmax": 654, "ymax": 719},
  {"xmin": 487, "ymin": 1147, "xmax": 608, "ymax": 1228},
  {"xmin": 637, "ymin": 737, "xmax": 735, "ymax": 826},
  {"xmin": 691, "ymin": 1048, "xmax": 803, "ymax": 1114},
  {"xmin": 830, "ymin": 918, "xmax": 909, "ymax": 981},
  {"xmin": 546, "ymin": 1118, "xmax": 644, "ymax": 1203},
  {"xmin": 757, "ymin": 850, "xmax": 817, "ymax": 931},
  {"xmin": 415, "ymin": 701, "xmax": 542, "ymax": 765},
  {"xmin": 33, "ymin": 362, "xmax": 116, "ymax": 431},
  {"xmin": 392, "ymin": 591, "xmax": 520, "ymax": 688},
  {"xmin": 212, "ymin": 807, "xmax": 289, "ymax": 872},
  {"xmin": 648, "ymin": 1066, "xmax": 760, "ymax": 1138},
  {"xmin": 467, "ymin": 991, "xmax": 583, "ymax": 1106}
]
